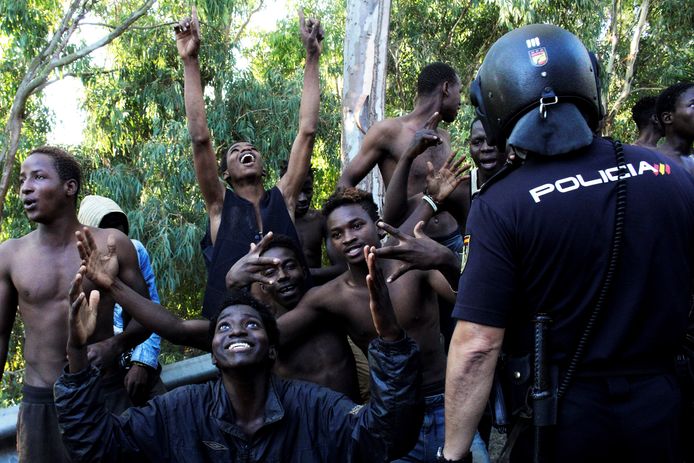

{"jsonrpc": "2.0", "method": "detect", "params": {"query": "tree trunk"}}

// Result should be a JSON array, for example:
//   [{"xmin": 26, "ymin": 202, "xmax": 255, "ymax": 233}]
[
  {"xmin": 604, "ymin": 0, "xmax": 649, "ymax": 133},
  {"xmin": 341, "ymin": 0, "xmax": 391, "ymax": 212},
  {"xmin": 0, "ymin": 0, "xmax": 154, "ymax": 233}
]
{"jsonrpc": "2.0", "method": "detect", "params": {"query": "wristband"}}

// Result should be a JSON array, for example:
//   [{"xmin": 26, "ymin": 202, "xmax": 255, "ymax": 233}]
[
  {"xmin": 437, "ymin": 447, "xmax": 472, "ymax": 463},
  {"xmin": 422, "ymin": 194, "xmax": 438, "ymax": 213},
  {"xmin": 130, "ymin": 361, "xmax": 155, "ymax": 370}
]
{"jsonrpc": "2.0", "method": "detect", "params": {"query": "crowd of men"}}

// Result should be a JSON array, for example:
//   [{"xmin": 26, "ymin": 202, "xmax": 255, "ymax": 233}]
[{"xmin": 0, "ymin": 8, "xmax": 693, "ymax": 463}]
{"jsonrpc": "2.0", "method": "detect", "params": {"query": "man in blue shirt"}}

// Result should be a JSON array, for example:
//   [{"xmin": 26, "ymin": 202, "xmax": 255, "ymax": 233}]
[{"xmin": 79, "ymin": 194, "xmax": 165, "ymax": 405}]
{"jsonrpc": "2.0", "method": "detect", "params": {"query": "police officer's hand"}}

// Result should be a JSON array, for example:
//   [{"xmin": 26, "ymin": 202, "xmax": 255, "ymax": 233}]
[
  {"xmin": 365, "ymin": 247, "xmax": 403, "ymax": 341},
  {"xmin": 225, "ymin": 232, "xmax": 281, "ymax": 289},
  {"xmin": 425, "ymin": 150, "xmax": 470, "ymax": 204},
  {"xmin": 405, "ymin": 112, "xmax": 442, "ymax": 160}
]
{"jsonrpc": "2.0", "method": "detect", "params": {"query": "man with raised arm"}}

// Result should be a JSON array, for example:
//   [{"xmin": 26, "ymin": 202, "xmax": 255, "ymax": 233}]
[
  {"xmin": 338, "ymin": 63, "xmax": 464, "ymax": 252},
  {"xmin": 175, "ymin": 8, "xmax": 323, "ymax": 318},
  {"xmin": 75, "ymin": 228, "xmax": 360, "ymax": 400},
  {"xmin": 276, "ymin": 187, "xmax": 491, "ymax": 463},
  {"xmin": 0, "ymin": 146, "xmax": 150, "ymax": 462},
  {"xmin": 55, "ymin": 248, "xmax": 423, "ymax": 462}
]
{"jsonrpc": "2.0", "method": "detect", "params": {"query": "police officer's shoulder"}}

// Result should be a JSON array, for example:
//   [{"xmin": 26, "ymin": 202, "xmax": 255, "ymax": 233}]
[{"xmin": 475, "ymin": 158, "xmax": 523, "ymax": 199}]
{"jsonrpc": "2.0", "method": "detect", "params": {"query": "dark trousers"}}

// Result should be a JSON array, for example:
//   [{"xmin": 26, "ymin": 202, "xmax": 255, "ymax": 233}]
[
  {"xmin": 17, "ymin": 372, "xmax": 132, "ymax": 462},
  {"xmin": 511, "ymin": 373, "xmax": 682, "ymax": 463}
]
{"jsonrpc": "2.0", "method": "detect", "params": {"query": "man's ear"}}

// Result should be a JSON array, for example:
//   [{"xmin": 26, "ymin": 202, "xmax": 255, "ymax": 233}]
[
  {"xmin": 64, "ymin": 179, "xmax": 78, "ymax": 198},
  {"xmin": 222, "ymin": 169, "xmax": 231, "ymax": 181},
  {"xmin": 268, "ymin": 346, "xmax": 277, "ymax": 361},
  {"xmin": 442, "ymin": 81, "xmax": 450, "ymax": 96}
]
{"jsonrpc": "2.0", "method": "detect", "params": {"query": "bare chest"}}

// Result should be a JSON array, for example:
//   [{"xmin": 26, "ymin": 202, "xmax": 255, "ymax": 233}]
[
  {"xmin": 12, "ymin": 245, "xmax": 83, "ymax": 307},
  {"xmin": 334, "ymin": 272, "xmax": 436, "ymax": 345}
]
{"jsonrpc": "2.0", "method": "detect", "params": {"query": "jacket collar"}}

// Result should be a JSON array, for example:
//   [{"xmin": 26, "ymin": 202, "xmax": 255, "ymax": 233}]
[{"xmin": 210, "ymin": 375, "xmax": 285, "ymax": 439}]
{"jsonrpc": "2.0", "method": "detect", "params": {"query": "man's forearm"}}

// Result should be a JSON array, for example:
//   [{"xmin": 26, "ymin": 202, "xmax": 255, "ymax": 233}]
[
  {"xmin": 443, "ymin": 320, "xmax": 503, "ymax": 459},
  {"xmin": 111, "ymin": 278, "xmax": 209, "ymax": 351},
  {"xmin": 383, "ymin": 154, "xmax": 416, "ymax": 226},
  {"xmin": 67, "ymin": 345, "xmax": 90, "ymax": 373},
  {"xmin": 183, "ymin": 57, "xmax": 211, "ymax": 146},
  {"xmin": 297, "ymin": 52, "xmax": 320, "ymax": 137}
]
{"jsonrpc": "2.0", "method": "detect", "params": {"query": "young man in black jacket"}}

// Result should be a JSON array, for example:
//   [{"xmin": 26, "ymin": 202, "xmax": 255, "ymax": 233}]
[{"xmin": 54, "ymin": 242, "xmax": 423, "ymax": 462}]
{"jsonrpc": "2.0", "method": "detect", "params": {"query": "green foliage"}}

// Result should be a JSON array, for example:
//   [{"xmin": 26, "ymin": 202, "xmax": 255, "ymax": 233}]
[{"xmin": 2, "ymin": 0, "xmax": 693, "ymax": 407}]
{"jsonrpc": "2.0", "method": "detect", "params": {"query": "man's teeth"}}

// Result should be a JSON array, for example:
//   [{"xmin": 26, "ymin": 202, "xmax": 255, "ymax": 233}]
[
  {"xmin": 346, "ymin": 247, "xmax": 361, "ymax": 256},
  {"xmin": 240, "ymin": 153, "xmax": 255, "ymax": 164},
  {"xmin": 228, "ymin": 342, "xmax": 251, "ymax": 351}
]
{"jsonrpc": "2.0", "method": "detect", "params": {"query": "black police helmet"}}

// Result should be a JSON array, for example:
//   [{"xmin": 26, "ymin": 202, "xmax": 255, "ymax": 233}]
[{"xmin": 470, "ymin": 24, "xmax": 603, "ymax": 152}]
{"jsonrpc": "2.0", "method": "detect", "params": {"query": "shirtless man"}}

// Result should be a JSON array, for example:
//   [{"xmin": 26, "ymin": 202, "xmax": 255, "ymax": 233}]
[
  {"xmin": 175, "ymin": 8, "xmax": 322, "ymax": 317},
  {"xmin": 279, "ymin": 162, "xmax": 345, "ymax": 284},
  {"xmin": 76, "ymin": 229, "xmax": 359, "ymax": 399},
  {"xmin": 656, "ymin": 82, "xmax": 694, "ymax": 174},
  {"xmin": 384, "ymin": 118, "xmax": 507, "ymax": 235},
  {"xmin": 0, "ymin": 146, "xmax": 149, "ymax": 462},
  {"xmin": 338, "ymin": 63, "xmax": 463, "ymax": 251},
  {"xmin": 631, "ymin": 96, "xmax": 663, "ymax": 149},
  {"xmin": 276, "ymin": 188, "xmax": 489, "ymax": 462}
]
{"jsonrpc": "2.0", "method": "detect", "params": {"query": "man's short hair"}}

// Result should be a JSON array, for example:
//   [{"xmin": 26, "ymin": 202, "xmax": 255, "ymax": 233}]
[
  {"xmin": 279, "ymin": 159, "xmax": 314, "ymax": 180},
  {"xmin": 631, "ymin": 96, "xmax": 658, "ymax": 131},
  {"xmin": 321, "ymin": 187, "xmax": 379, "ymax": 223},
  {"xmin": 29, "ymin": 146, "xmax": 81, "ymax": 202},
  {"xmin": 208, "ymin": 289, "xmax": 280, "ymax": 351},
  {"xmin": 656, "ymin": 82, "xmax": 694, "ymax": 127},
  {"xmin": 265, "ymin": 234, "xmax": 309, "ymax": 276},
  {"xmin": 417, "ymin": 62, "xmax": 459, "ymax": 97},
  {"xmin": 469, "ymin": 116, "xmax": 481, "ymax": 132}
]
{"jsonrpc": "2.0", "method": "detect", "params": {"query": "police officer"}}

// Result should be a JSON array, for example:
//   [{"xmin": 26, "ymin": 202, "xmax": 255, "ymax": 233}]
[{"xmin": 439, "ymin": 24, "xmax": 694, "ymax": 462}]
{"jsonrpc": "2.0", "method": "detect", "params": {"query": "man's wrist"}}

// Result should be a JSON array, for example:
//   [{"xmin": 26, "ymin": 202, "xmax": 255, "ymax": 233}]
[{"xmin": 437, "ymin": 447, "xmax": 472, "ymax": 463}]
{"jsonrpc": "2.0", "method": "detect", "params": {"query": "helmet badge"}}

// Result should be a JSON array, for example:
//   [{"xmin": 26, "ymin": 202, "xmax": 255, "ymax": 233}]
[{"xmin": 526, "ymin": 36, "xmax": 548, "ymax": 67}]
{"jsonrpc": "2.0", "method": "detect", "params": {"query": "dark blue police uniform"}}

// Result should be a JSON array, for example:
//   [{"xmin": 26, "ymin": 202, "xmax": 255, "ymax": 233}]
[{"xmin": 453, "ymin": 137, "xmax": 694, "ymax": 462}]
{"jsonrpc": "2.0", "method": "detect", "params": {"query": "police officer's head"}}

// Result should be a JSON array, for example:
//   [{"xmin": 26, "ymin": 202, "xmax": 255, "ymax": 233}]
[{"xmin": 470, "ymin": 24, "xmax": 603, "ymax": 157}]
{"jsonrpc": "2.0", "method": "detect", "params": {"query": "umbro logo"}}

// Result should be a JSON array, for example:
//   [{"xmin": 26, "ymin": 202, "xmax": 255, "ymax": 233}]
[{"xmin": 203, "ymin": 441, "xmax": 228, "ymax": 451}]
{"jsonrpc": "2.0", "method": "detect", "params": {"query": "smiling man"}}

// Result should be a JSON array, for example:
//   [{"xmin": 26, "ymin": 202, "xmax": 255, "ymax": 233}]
[
  {"xmin": 0, "ymin": 146, "xmax": 150, "ymax": 462},
  {"xmin": 175, "ymin": 8, "xmax": 322, "ymax": 318},
  {"xmin": 55, "ymin": 249, "xmax": 423, "ymax": 462},
  {"xmin": 276, "ymin": 187, "xmax": 491, "ymax": 463},
  {"xmin": 72, "ymin": 228, "xmax": 360, "ymax": 399}
]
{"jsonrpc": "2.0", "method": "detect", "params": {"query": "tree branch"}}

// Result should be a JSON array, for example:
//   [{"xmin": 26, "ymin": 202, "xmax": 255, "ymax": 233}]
[
  {"xmin": 48, "ymin": 0, "xmax": 156, "ymax": 73},
  {"xmin": 606, "ymin": 0, "xmax": 649, "ymax": 130},
  {"xmin": 604, "ymin": 0, "xmax": 620, "ymax": 95},
  {"xmin": 80, "ymin": 20, "xmax": 178, "ymax": 31},
  {"xmin": 40, "ymin": 0, "xmax": 83, "ymax": 61},
  {"xmin": 443, "ymin": 2, "xmax": 471, "ymax": 51},
  {"xmin": 230, "ymin": 0, "xmax": 266, "ymax": 46}
]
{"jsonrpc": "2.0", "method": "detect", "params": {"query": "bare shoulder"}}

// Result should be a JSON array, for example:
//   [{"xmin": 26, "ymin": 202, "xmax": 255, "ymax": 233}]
[
  {"xmin": 87, "ymin": 226, "xmax": 131, "ymax": 249},
  {"xmin": 303, "ymin": 209, "xmax": 324, "ymax": 225},
  {"xmin": 301, "ymin": 274, "xmax": 349, "ymax": 311},
  {"xmin": 0, "ymin": 232, "xmax": 38, "ymax": 271},
  {"xmin": 369, "ymin": 117, "xmax": 406, "ymax": 140}
]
